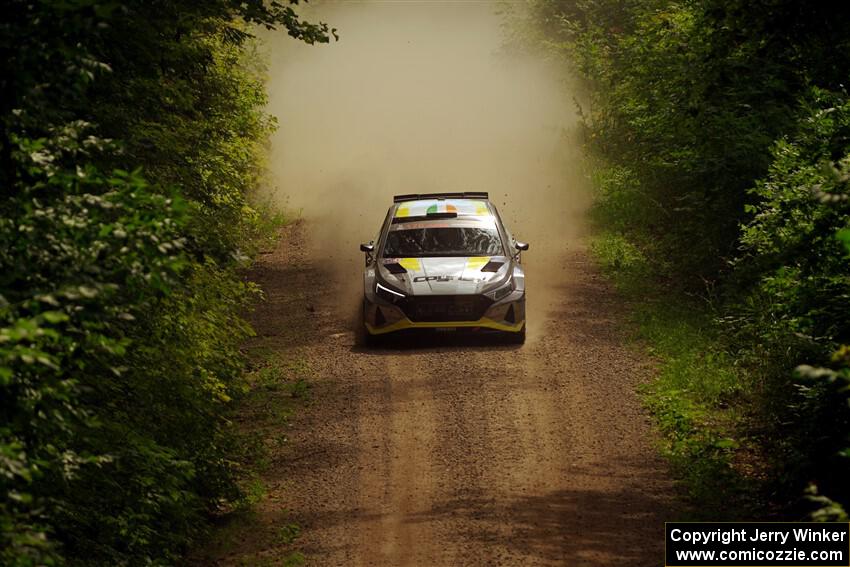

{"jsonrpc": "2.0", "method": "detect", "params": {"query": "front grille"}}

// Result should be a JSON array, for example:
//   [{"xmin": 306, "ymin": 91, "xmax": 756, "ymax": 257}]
[{"xmin": 402, "ymin": 295, "xmax": 493, "ymax": 322}]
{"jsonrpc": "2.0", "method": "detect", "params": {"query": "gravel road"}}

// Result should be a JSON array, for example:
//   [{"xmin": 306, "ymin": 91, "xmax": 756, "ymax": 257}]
[{"xmin": 201, "ymin": 220, "xmax": 679, "ymax": 566}]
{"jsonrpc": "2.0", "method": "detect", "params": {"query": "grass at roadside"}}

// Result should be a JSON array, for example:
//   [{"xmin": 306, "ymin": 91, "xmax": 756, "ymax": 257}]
[
  {"xmin": 591, "ymin": 231, "xmax": 763, "ymax": 519},
  {"xmin": 250, "ymin": 199, "xmax": 299, "ymax": 254},
  {"xmin": 233, "ymin": 349, "xmax": 313, "ymax": 476},
  {"xmin": 190, "ymin": 346, "xmax": 313, "ymax": 566}
]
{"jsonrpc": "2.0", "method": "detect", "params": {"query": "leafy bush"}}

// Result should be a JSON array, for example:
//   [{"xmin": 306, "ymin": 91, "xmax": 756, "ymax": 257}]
[
  {"xmin": 737, "ymin": 90, "xmax": 850, "ymax": 360},
  {"xmin": 525, "ymin": 0, "xmax": 850, "ymax": 516},
  {"xmin": 733, "ymin": 89, "xmax": 850, "ymax": 513},
  {"xmin": 1, "ymin": 1, "xmax": 332, "ymax": 564}
]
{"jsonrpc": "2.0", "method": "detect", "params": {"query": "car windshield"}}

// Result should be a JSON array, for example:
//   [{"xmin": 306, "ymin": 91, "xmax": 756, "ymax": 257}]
[{"xmin": 383, "ymin": 223, "xmax": 503, "ymax": 258}]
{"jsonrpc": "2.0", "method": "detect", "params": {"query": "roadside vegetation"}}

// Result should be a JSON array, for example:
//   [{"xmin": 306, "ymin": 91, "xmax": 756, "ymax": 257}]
[
  {"xmin": 523, "ymin": 0, "xmax": 850, "ymax": 519},
  {"xmin": 0, "ymin": 2, "xmax": 331, "ymax": 565},
  {"xmin": 194, "ymin": 350, "xmax": 313, "ymax": 567}
]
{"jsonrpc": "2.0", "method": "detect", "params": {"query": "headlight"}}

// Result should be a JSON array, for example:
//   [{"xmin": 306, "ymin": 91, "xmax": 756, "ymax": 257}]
[
  {"xmin": 376, "ymin": 282, "xmax": 405, "ymax": 304},
  {"xmin": 486, "ymin": 278, "xmax": 514, "ymax": 301}
]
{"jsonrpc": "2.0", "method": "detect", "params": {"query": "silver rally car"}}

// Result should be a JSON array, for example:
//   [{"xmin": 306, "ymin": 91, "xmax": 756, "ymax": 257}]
[{"xmin": 360, "ymin": 192, "xmax": 528, "ymax": 344}]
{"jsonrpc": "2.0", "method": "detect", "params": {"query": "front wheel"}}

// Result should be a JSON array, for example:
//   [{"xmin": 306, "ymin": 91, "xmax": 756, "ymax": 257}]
[
  {"xmin": 360, "ymin": 298, "xmax": 381, "ymax": 347},
  {"xmin": 363, "ymin": 329, "xmax": 384, "ymax": 348},
  {"xmin": 505, "ymin": 324, "xmax": 526, "ymax": 345}
]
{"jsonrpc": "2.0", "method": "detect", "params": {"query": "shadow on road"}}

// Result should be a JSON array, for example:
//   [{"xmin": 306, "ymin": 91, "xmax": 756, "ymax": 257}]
[
  {"xmin": 291, "ymin": 458, "xmax": 671, "ymax": 566},
  {"xmin": 351, "ymin": 331, "xmax": 525, "ymax": 354}
]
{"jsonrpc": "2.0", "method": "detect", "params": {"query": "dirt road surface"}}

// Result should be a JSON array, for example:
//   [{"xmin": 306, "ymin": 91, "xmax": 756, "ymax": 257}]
[{"xmin": 197, "ymin": 220, "xmax": 679, "ymax": 566}]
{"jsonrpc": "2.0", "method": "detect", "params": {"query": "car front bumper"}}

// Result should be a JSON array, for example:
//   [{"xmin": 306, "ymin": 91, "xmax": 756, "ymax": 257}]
[{"xmin": 363, "ymin": 292, "xmax": 526, "ymax": 336}]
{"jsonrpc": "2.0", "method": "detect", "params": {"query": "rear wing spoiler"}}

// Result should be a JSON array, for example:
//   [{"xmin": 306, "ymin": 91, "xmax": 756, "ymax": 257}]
[{"xmin": 393, "ymin": 192, "xmax": 489, "ymax": 203}]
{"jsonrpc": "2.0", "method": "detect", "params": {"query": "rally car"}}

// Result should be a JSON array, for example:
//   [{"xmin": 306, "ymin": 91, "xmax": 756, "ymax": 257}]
[{"xmin": 360, "ymin": 192, "xmax": 528, "ymax": 344}]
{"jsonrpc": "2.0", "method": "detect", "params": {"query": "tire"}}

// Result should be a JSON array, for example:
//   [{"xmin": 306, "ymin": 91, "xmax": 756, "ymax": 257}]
[
  {"xmin": 360, "ymin": 298, "xmax": 390, "ymax": 347},
  {"xmin": 506, "ymin": 324, "xmax": 526, "ymax": 345},
  {"xmin": 359, "ymin": 298, "xmax": 376, "ymax": 347},
  {"xmin": 363, "ymin": 329, "xmax": 383, "ymax": 348}
]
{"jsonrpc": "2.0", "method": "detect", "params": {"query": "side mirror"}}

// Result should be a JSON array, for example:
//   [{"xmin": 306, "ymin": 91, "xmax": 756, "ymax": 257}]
[
  {"xmin": 360, "ymin": 242, "xmax": 375, "ymax": 267},
  {"xmin": 515, "ymin": 241, "xmax": 529, "ymax": 251}
]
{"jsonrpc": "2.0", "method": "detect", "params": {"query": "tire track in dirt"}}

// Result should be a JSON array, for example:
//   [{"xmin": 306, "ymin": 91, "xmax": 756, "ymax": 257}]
[
  {"xmin": 201, "ymin": 220, "xmax": 681, "ymax": 566},
  {"xmin": 353, "ymin": 354, "xmax": 441, "ymax": 567}
]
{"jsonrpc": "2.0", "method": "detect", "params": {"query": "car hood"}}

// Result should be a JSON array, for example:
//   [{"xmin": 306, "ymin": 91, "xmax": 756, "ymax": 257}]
[{"xmin": 378, "ymin": 256, "xmax": 510, "ymax": 296}]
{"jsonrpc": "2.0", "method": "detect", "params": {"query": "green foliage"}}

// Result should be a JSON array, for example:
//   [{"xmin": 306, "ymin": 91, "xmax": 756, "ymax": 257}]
[
  {"xmin": 590, "ymin": 231, "xmax": 650, "ymax": 287},
  {"xmin": 729, "ymin": 90, "xmax": 850, "ymax": 513},
  {"xmin": 1, "ymin": 1, "xmax": 330, "ymax": 564},
  {"xmin": 736, "ymin": 91, "xmax": 850, "ymax": 355},
  {"xmin": 594, "ymin": 239, "xmax": 756, "ymax": 517},
  {"xmin": 530, "ymin": 0, "xmax": 850, "ymax": 287},
  {"xmin": 1, "ymin": 134, "xmax": 194, "ymax": 564},
  {"xmin": 527, "ymin": 0, "xmax": 850, "ymax": 517},
  {"xmin": 189, "ymin": 350, "xmax": 313, "ymax": 565}
]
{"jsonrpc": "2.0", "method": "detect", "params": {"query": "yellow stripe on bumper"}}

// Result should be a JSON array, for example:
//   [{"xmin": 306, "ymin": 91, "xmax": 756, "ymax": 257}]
[{"xmin": 365, "ymin": 317, "xmax": 524, "ymax": 335}]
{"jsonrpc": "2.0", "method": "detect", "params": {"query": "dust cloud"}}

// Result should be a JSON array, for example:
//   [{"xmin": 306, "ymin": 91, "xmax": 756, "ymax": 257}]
[{"xmin": 261, "ymin": 1, "xmax": 591, "ymax": 334}]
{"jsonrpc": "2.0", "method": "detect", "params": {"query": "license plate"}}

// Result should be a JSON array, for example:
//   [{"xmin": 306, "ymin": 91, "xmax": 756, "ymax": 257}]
[{"xmin": 418, "ymin": 304, "xmax": 472, "ymax": 316}]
